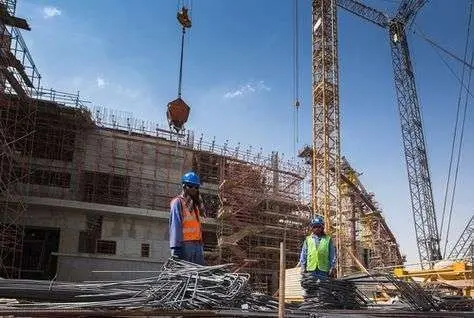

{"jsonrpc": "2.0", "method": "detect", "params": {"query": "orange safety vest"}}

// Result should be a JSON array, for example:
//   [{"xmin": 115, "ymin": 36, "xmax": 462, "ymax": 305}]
[{"xmin": 173, "ymin": 196, "xmax": 202, "ymax": 242}]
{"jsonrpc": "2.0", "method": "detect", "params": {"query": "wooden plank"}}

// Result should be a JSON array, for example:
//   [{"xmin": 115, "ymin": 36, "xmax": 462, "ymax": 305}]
[{"xmin": 284, "ymin": 267, "xmax": 304, "ymax": 302}]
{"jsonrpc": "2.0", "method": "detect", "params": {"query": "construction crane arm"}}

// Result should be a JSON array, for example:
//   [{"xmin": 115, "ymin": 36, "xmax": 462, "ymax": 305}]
[
  {"xmin": 447, "ymin": 216, "xmax": 473, "ymax": 260},
  {"xmin": 395, "ymin": 0, "xmax": 428, "ymax": 26},
  {"xmin": 337, "ymin": 0, "xmax": 389, "ymax": 28}
]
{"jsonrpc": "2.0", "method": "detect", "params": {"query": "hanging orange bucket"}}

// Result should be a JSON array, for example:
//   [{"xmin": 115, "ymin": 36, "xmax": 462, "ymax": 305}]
[{"xmin": 166, "ymin": 97, "xmax": 190, "ymax": 131}]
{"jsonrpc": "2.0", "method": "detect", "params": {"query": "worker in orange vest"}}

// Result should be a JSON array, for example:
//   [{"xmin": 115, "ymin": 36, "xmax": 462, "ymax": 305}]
[{"xmin": 169, "ymin": 171, "xmax": 206, "ymax": 265}]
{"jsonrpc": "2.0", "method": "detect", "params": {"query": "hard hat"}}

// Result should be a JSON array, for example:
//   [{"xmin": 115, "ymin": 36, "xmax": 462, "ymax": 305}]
[
  {"xmin": 310, "ymin": 216, "xmax": 324, "ymax": 226},
  {"xmin": 181, "ymin": 171, "xmax": 200, "ymax": 187}
]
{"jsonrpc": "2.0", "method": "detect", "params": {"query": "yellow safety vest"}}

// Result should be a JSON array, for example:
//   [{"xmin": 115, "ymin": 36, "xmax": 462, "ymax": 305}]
[{"xmin": 305, "ymin": 234, "xmax": 331, "ymax": 272}]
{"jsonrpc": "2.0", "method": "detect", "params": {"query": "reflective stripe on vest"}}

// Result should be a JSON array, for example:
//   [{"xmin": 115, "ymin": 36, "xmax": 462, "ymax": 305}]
[
  {"xmin": 305, "ymin": 234, "xmax": 330, "ymax": 272},
  {"xmin": 174, "ymin": 197, "xmax": 202, "ymax": 242}
]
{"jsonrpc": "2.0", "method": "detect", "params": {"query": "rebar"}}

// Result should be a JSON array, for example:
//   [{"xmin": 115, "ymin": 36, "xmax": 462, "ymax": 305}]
[
  {"xmin": 0, "ymin": 258, "xmax": 283, "ymax": 311},
  {"xmin": 298, "ymin": 274, "xmax": 367, "ymax": 310}
]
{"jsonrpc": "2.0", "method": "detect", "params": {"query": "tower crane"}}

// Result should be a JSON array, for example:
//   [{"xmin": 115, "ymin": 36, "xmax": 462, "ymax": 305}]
[
  {"xmin": 336, "ymin": 0, "xmax": 442, "ymax": 268},
  {"xmin": 310, "ymin": 0, "xmax": 342, "ymax": 274}
]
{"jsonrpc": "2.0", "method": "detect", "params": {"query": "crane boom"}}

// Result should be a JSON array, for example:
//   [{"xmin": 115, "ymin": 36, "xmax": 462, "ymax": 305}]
[
  {"xmin": 447, "ymin": 216, "xmax": 473, "ymax": 260},
  {"xmin": 337, "ymin": 0, "xmax": 388, "ymax": 28},
  {"xmin": 394, "ymin": 0, "xmax": 427, "ymax": 26},
  {"xmin": 389, "ymin": 18, "xmax": 441, "ymax": 266},
  {"xmin": 336, "ymin": 0, "xmax": 441, "ymax": 267}
]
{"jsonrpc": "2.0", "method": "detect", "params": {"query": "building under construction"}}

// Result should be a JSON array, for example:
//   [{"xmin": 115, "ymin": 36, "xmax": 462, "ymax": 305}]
[{"xmin": 0, "ymin": 0, "xmax": 403, "ymax": 295}]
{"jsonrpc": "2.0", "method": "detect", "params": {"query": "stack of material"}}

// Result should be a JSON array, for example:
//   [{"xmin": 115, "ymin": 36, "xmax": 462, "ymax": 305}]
[
  {"xmin": 284, "ymin": 267, "xmax": 304, "ymax": 302},
  {"xmin": 0, "ymin": 258, "xmax": 280, "ymax": 311},
  {"xmin": 298, "ymin": 274, "xmax": 367, "ymax": 310},
  {"xmin": 436, "ymin": 296, "xmax": 474, "ymax": 311}
]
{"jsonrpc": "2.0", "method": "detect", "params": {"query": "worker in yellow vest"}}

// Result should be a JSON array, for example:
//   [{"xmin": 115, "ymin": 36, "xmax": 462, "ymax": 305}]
[
  {"xmin": 169, "ymin": 171, "xmax": 206, "ymax": 265},
  {"xmin": 299, "ymin": 216, "xmax": 336, "ymax": 279}
]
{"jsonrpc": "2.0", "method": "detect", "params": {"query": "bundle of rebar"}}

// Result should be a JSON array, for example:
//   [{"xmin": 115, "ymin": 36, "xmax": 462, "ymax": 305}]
[
  {"xmin": 344, "ymin": 273, "xmax": 440, "ymax": 312},
  {"xmin": 0, "ymin": 258, "xmax": 279, "ymax": 311},
  {"xmin": 298, "ymin": 274, "xmax": 367, "ymax": 310},
  {"xmin": 435, "ymin": 296, "xmax": 474, "ymax": 311}
]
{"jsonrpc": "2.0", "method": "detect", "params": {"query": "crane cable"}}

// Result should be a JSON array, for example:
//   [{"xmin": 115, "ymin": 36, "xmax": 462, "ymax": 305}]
[
  {"xmin": 177, "ymin": 0, "xmax": 192, "ymax": 98},
  {"xmin": 444, "ymin": 49, "xmax": 473, "ymax": 258},
  {"xmin": 416, "ymin": 29, "xmax": 474, "ymax": 71},
  {"xmin": 441, "ymin": 0, "xmax": 473, "ymax": 258},
  {"xmin": 413, "ymin": 26, "xmax": 474, "ymax": 98},
  {"xmin": 292, "ymin": 0, "xmax": 301, "ymax": 153}
]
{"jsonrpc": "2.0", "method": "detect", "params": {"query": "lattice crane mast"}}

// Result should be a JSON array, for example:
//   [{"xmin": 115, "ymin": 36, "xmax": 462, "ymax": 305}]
[
  {"xmin": 310, "ymin": 0, "xmax": 342, "ymax": 275},
  {"xmin": 337, "ymin": 0, "xmax": 442, "ymax": 268}
]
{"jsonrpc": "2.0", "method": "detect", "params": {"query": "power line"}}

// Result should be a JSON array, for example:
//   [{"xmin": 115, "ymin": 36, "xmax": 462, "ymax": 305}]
[
  {"xmin": 426, "ymin": 40, "xmax": 474, "ymax": 100},
  {"xmin": 444, "ymin": 47, "xmax": 473, "ymax": 258},
  {"xmin": 415, "ymin": 28, "xmax": 474, "ymax": 71},
  {"xmin": 442, "ymin": 0, "xmax": 473, "ymax": 258}
]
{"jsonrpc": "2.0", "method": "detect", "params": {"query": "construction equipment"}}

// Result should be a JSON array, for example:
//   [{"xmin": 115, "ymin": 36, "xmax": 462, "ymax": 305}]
[
  {"xmin": 311, "ymin": 0, "xmax": 342, "ymax": 276},
  {"xmin": 337, "ymin": 0, "xmax": 441, "ymax": 269},
  {"xmin": 335, "ymin": 0, "xmax": 474, "ymax": 297}
]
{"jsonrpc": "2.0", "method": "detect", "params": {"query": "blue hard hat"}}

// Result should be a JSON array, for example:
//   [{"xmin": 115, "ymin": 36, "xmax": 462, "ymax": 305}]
[
  {"xmin": 310, "ymin": 216, "xmax": 324, "ymax": 226},
  {"xmin": 181, "ymin": 171, "xmax": 201, "ymax": 187}
]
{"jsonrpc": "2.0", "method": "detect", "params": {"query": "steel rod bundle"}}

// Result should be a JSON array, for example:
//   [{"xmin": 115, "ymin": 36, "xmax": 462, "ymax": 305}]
[
  {"xmin": 298, "ymin": 274, "xmax": 367, "ymax": 310},
  {"xmin": 0, "ymin": 258, "xmax": 280, "ymax": 311},
  {"xmin": 344, "ymin": 273, "xmax": 441, "ymax": 312}
]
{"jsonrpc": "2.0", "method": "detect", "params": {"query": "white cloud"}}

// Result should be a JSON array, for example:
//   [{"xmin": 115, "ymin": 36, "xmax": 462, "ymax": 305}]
[
  {"xmin": 43, "ymin": 6, "xmax": 62, "ymax": 19},
  {"xmin": 96, "ymin": 76, "xmax": 106, "ymax": 88},
  {"xmin": 115, "ymin": 84, "xmax": 140, "ymax": 99},
  {"xmin": 223, "ymin": 80, "xmax": 271, "ymax": 99}
]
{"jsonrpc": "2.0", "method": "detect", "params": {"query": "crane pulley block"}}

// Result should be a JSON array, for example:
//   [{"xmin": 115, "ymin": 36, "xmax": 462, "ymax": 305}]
[{"xmin": 177, "ymin": 7, "xmax": 192, "ymax": 29}]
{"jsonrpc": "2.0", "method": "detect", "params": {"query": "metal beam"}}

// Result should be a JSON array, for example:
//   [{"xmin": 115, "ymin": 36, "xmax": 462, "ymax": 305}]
[{"xmin": 337, "ymin": 0, "xmax": 389, "ymax": 28}]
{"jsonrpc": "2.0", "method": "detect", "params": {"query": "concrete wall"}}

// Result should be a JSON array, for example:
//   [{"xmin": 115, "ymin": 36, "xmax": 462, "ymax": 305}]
[
  {"xmin": 56, "ymin": 253, "xmax": 163, "ymax": 282},
  {"xmin": 101, "ymin": 215, "xmax": 170, "ymax": 260},
  {"xmin": 23, "ymin": 205, "xmax": 85, "ymax": 253},
  {"xmin": 18, "ymin": 200, "xmax": 180, "ymax": 282}
]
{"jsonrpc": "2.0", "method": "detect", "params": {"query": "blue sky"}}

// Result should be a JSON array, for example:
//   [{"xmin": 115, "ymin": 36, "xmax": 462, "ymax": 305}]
[{"xmin": 17, "ymin": 0, "xmax": 473, "ymax": 264}]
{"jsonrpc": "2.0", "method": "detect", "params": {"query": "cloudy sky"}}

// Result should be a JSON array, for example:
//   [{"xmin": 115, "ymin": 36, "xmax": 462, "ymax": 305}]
[{"xmin": 17, "ymin": 0, "xmax": 474, "ymax": 264}]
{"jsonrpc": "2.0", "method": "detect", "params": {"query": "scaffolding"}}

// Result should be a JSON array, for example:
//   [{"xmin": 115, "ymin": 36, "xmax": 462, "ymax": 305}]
[
  {"xmin": 217, "ymin": 153, "xmax": 310, "ymax": 293},
  {"xmin": 340, "ymin": 157, "xmax": 403, "ymax": 272},
  {"xmin": 0, "ymin": 0, "xmax": 40, "ymax": 278},
  {"xmin": 299, "ymin": 149, "xmax": 403, "ymax": 276}
]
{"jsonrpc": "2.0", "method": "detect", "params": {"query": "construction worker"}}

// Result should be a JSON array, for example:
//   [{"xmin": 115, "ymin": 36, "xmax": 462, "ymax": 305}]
[
  {"xmin": 299, "ymin": 216, "xmax": 337, "ymax": 279},
  {"xmin": 169, "ymin": 171, "xmax": 206, "ymax": 265}
]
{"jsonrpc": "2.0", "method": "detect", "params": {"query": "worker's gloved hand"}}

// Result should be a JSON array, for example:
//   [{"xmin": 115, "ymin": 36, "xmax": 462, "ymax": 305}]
[
  {"xmin": 171, "ymin": 247, "xmax": 182, "ymax": 259},
  {"xmin": 300, "ymin": 266, "xmax": 306, "ymax": 275},
  {"xmin": 329, "ymin": 267, "xmax": 336, "ymax": 278}
]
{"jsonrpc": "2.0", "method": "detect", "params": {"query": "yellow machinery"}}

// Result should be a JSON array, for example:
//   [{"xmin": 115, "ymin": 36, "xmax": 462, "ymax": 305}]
[{"xmin": 394, "ymin": 260, "xmax": 473, "ymax": 297}]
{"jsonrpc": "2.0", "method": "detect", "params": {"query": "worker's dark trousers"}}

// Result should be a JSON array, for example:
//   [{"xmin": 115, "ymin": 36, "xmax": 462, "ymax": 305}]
[
  {"xmin": 181, "ymin": 241, "xmax": 205, "ymax": 265},
  {"xmin": 308, "ymin": 269, "xmax": 329, "ymax": 280}
]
